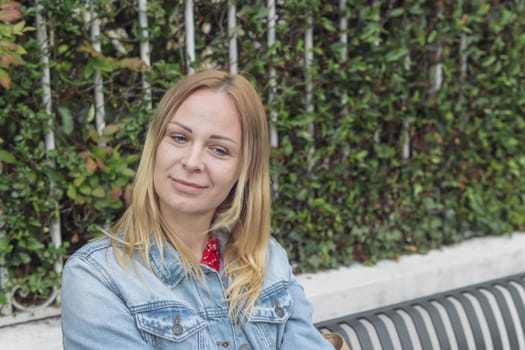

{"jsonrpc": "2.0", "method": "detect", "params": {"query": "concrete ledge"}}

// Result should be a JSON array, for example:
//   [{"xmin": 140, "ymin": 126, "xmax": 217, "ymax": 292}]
[
  {"xmin": 298, "ymin": 231, "xmax": 525, "ymax": 323},
  {"xmin": 0, "ymin": 306, "xmax": 60, "ymax": 328}
]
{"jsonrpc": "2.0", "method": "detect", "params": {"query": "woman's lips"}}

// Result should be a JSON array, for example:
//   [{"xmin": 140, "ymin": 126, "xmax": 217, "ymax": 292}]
[{"xmin": 171, "ymin": 177, "xmax": 207, "ymax": 193}]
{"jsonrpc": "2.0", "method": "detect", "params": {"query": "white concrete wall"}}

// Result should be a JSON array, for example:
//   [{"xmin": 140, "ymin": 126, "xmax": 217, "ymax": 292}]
[{"xmin": 298, "ymin": 232, "xmax": 525, "ymax": 323}]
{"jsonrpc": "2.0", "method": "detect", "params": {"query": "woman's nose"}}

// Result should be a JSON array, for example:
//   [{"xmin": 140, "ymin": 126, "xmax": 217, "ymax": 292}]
[{"xmin": 182, "ymin": 146, "xmax": 204, "ymax": 172}]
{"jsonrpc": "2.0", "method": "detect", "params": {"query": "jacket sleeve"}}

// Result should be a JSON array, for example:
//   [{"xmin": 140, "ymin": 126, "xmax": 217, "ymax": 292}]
[
  {"xmin": 281, "ymin": 273, "xmax": 335, "ymax": 349},
  {"xmin": 61, "ymin": 256, "xmax": 151, "ymax": 350},
  {"xmin": 270, "ymin": 241, "xmax": 334, "ymax": 350}
]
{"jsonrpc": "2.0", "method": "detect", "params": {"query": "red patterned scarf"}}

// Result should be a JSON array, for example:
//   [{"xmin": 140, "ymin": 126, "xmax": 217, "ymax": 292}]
[{"xmin": 200, "ymin": 236, "xmax": 220, "ymax": 272}]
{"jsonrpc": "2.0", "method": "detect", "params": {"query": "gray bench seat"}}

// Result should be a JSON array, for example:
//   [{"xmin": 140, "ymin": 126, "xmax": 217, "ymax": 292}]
[{"xmin": 316, "ymin": 272, "xmax": 525, "ymax": 349}]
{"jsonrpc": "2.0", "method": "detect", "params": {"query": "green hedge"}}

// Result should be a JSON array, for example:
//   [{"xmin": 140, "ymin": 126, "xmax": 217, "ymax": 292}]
[{"xmin": 1, "ymin": 0, "xmax": 525, "ymax": 305}]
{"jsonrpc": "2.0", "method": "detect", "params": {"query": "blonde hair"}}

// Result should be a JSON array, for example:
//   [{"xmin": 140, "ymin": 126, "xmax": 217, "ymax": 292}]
[{"xmin": 111, "ymin": 70, "xmax": 271, "ymax": 320}]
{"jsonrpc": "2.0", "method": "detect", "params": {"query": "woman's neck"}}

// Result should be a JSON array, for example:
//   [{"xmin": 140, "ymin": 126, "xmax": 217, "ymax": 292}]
[{"xmin": 164, "ymin": 212, "xmax": 213, "ymax": 261}]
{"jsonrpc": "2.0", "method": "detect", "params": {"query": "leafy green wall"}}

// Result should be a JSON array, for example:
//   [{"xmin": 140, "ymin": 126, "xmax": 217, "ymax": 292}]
[{"xmin": 1, "ymin": 0, "xmax": 525, "ymax": 304}]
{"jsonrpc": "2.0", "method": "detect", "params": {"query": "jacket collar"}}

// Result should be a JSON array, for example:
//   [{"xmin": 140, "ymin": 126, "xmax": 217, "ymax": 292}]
[
  {"xmin": 147, "ymin": 231, "xmax": 230, "ymax": 287},
  {"xmin": 148, "ymin": 237, "xmax": 186, "ymax": 287}
]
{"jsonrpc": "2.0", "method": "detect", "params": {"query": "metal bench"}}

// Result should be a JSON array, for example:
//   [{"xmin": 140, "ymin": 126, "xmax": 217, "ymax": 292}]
[{"xmin": 316, "ymin": 272, "xmax": 525, "ymax": 349}]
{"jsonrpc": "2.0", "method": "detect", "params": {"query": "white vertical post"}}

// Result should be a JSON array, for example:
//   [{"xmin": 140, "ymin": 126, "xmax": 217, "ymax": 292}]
[
  {"xmin": 457, "ymin": 32, "xmax": 468, "ymax": 107},
  {"xmin": 402, "ymin": 53, "xmax": 411, "ymax": 163},
  {"xmin": 429, "ymin": 7, "xmax": 443, "ymax": 95},
  {"xmin": 305, "ymin": 14, "xmax": 314, "ymax": 119},
  {"xmin": 228, "ymin": 3, "xmax": 238, "ymax": 75},
  {"xmin": 400, "ymin": 14, "xmax": 412, "ymax": 164},
  {"xmin": 36, "ymin": 0, "xmax": 62, "ymax": 277},
  {"xmin": 267, "ymin": 0, "xmax": 278, "ymax": 150},
  {"xmin": 90, "ymin": 0, "xmax": 106, "ymax": 136},
  {"xmin": 185, "ymin": 0, "xmax": 195, "ymax": 74},
  {"xmin": 430, "ymin": 45, "xmax": 443, "ymax": 94},
  {"xmin": 458, "ymin": 0, "xmax": 467, "ymax": 105},
  {"xmin": 372, "ymin": 0, "xmax": 380, "ymax": 143},
  {"xmin": 429, "ymin": 9, "xmax": 443, "ymax": 201},
  {"xmin": 460, "ymin": 34, "xmax": 467, "ymax": 81},
  {"xmin": 339, "ymin": 0, "xmax": 348, "ymax": 61},
  {"xmin": 339, "ymin": 0, "xmax": 347, "ymax": 107},
  {"xmin": 267, "ymin": 0, "xmax": 279, "ymax": 194},
  {"xmin": 268, "ymin": 0, "xmax": 279, "ymax": 148},
  {"xmin": 305, "ymin": 12, "xmax": 314, "ymax": 172},
  {"xmin": 138, "ymin": 0, "xmax": 152, "ymax": 110},
  {"xmin": 0, "ymin": 258, "xmax": 8, "ymax": 315}
]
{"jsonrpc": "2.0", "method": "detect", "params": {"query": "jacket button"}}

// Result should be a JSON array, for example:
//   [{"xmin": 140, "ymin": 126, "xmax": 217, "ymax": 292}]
[
  {"xmin": 273, "ymin": 298, "xmax": 285, "ymax": 317},
  {"xmin": 172, "ymin": 324, "xmax": 183, "ymax": 335},
  {"xmin": 275, "ymin": 306, "xmax": 285, "ymax": 317},
  {"xmin": 217, "ymin": 341, "xmax": 229, "ymax": 347},
  {"xmin": 172, "ymin": 315, "xmax": 183, "ymax": 335},
  {"xmin": 239, "ymin": 344, "xmax": 251, "ymax": 350}
]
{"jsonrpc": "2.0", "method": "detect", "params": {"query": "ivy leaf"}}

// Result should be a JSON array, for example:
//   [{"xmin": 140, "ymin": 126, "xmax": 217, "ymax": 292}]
[
  {"xmin": 120, "ymin": 167, "xmax": 135, "ymax": 177},
  {"xmin": 92, "ymin": 57, "xmax": 117, "ymax": 72},
  {"xmin": 119, "ymin": 58, "xmax": 149, "ymax": 72},
  {"xmin": 0, "ymin": 8, "xmax": 22, "ymax": 23},
  {"xmin": 427, "ymin": 30, "xmax": 437, "ymax": 43},
  {"xmin": 0, "ymin": 150, "xmax": 16, "ymax": 163},
  {"xmin": 256, "ymin": 6, "xmax": 270, "ymax": 18},
  {"xmin": 85, "ymin": 104, "xmax": 95, "ymax": 122},
  {"xmin": 102, "ymin": 124, "xmax": 119, "ymax": 136},
  {"xmin": 86, "ymin": 158, "xmax": 97, "ymax": 174},
  {"xmin": 0, "ymin": 68, "xmax": 11, "ymax": 89},
  {"xmin": 12, "ymin": 20, "xmax": 28, "ymax": 35},
  {"xmin": 17, "ymin": 252, "xmax": 31, "ymax": 264},
  {"xmin": 390, "ymin": 8, "xmax": 404, "ymax": 17},
  {"xmin": 58, "ymin": 106, "xmax": 74, "ymax": 135},
  {"xmin": 67, "ymin": 184, "xmax": 77, "ymax": 200},
  {"xmin": 385, "ymin": 48, "xmax": 408, "ymax": 62},
  {"xmin": 0, "ymin": 2, "xmax": 23, "ymax": 11},
  {"xmin": 92, "ymin": 186, "xmax": 105, "ymax": 198}
]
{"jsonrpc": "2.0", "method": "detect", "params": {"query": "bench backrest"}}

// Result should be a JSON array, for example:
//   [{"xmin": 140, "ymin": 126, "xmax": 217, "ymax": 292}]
[{"xmin": 316, "ymin": 272, "xmax": 525, "ymax": 350}]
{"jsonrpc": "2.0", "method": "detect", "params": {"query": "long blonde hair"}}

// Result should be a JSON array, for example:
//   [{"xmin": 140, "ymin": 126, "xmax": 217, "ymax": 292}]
[{"xmin": 111, "ymin": 70, "xmax": 271, "ymax": 320}]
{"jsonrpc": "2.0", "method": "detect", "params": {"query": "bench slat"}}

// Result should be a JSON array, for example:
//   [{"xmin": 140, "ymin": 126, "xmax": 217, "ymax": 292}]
[
  {"xmin": 506, "ymin": 279, "xmax": 525, "ymax": 338},
  {"xmin": 470, "ymin": 288, "xmax": 503, "ymax": 349},
  {"xmin": 364, "ymin": 314, "xmax": 395, "ymax": 349},
  {"xmin": 383, "ymin": 309, "xmax": 414, "ymax": 350},
  {"xmin": 438, "ymin": 296, "xmax": 469, "ymax": 348},
  {"xmin": 347, "ymin": 318, "xmax": 375, "ymax": 349},
  {"xmin": 489, "ymin": 284, "xmax": 518, "ymax": 348},
  {"xmin": 453, "ymin": 292, "xmax": 486, "ymax": 349},
  {"xmin": 419, "ymin": 300, "xmax": 450, "ymax": 349},
  {"xmin": 402, "ymin": 304, "xmax": 434, "ymax": 349}
]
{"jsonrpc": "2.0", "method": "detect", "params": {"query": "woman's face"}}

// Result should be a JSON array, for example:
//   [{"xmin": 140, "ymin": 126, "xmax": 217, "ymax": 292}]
[{"xmin": 153, "ymin": 88, "xmax": 243, "ymax": 222}]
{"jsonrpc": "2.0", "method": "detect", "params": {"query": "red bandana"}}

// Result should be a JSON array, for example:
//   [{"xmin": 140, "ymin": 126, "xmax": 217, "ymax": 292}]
[{"xmin": 200, "ymin": 237, "xmax": 220, "ymax": 272}]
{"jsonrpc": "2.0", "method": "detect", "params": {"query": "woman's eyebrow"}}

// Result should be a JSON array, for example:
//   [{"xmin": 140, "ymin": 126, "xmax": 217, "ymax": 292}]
[
  {"xmin": 170, "ymin": 121, "xmax": 237, "ymax": 144},
  {"xmin": 210, "ymin": 134, "xmax": 237, "ymax": 144},
  {"xmin": 170, "ymin": 121, "xmax": 192, "ymax": 133}
]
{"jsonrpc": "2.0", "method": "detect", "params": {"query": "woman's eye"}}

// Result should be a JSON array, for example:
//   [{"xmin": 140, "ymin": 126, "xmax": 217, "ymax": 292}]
[
  {"xmin": 170, "ymin": 134, "xmax": 186, "ymax": 143},
  {"xmin": 212, "ymin": 146, "xmax": 229, "ymax": 156}
]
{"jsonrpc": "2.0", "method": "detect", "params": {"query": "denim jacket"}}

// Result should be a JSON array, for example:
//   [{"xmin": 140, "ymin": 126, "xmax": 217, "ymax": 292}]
[{"xmin": 61, "ymin": 235, "xmax": 334, "ymax": 350}]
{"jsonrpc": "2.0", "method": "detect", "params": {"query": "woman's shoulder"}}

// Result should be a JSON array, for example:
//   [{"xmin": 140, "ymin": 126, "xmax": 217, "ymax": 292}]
[
  {"xmin": 267, "ymin": 237, "xmax": 289, "ymax": 261},
  {"xmin": 63, "ymin": 236, "xmax": 151, "ymax": 292},
  {"xmin": 68, "ymin": 236, "xmax": 113, "ymax": 261},
  {"xmin": 262, "ymin": 237, "xmax": 293, "ymax": 288},
  {"xmin": 64, "ymin": 236, "xmax": 130, "ymax": 277}
]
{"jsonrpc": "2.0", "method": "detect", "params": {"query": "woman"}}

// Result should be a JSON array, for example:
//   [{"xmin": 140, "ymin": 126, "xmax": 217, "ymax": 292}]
[{"xmin": 61, "ymin": 70, "xmax": 335, "ymax": 349}]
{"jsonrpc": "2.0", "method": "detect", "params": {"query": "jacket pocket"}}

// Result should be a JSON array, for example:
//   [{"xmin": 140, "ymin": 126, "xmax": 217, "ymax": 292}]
[
  {"xmin": 133, "ymin": 301, "xmax": 207, "ymax": 343},
  {"xmin": 249, "ymin": 283, "xmax": 292, "ymax": 323},
  {"xmin": 246, "ymin": 284, "xmax": 292, "ymax": 350}
]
